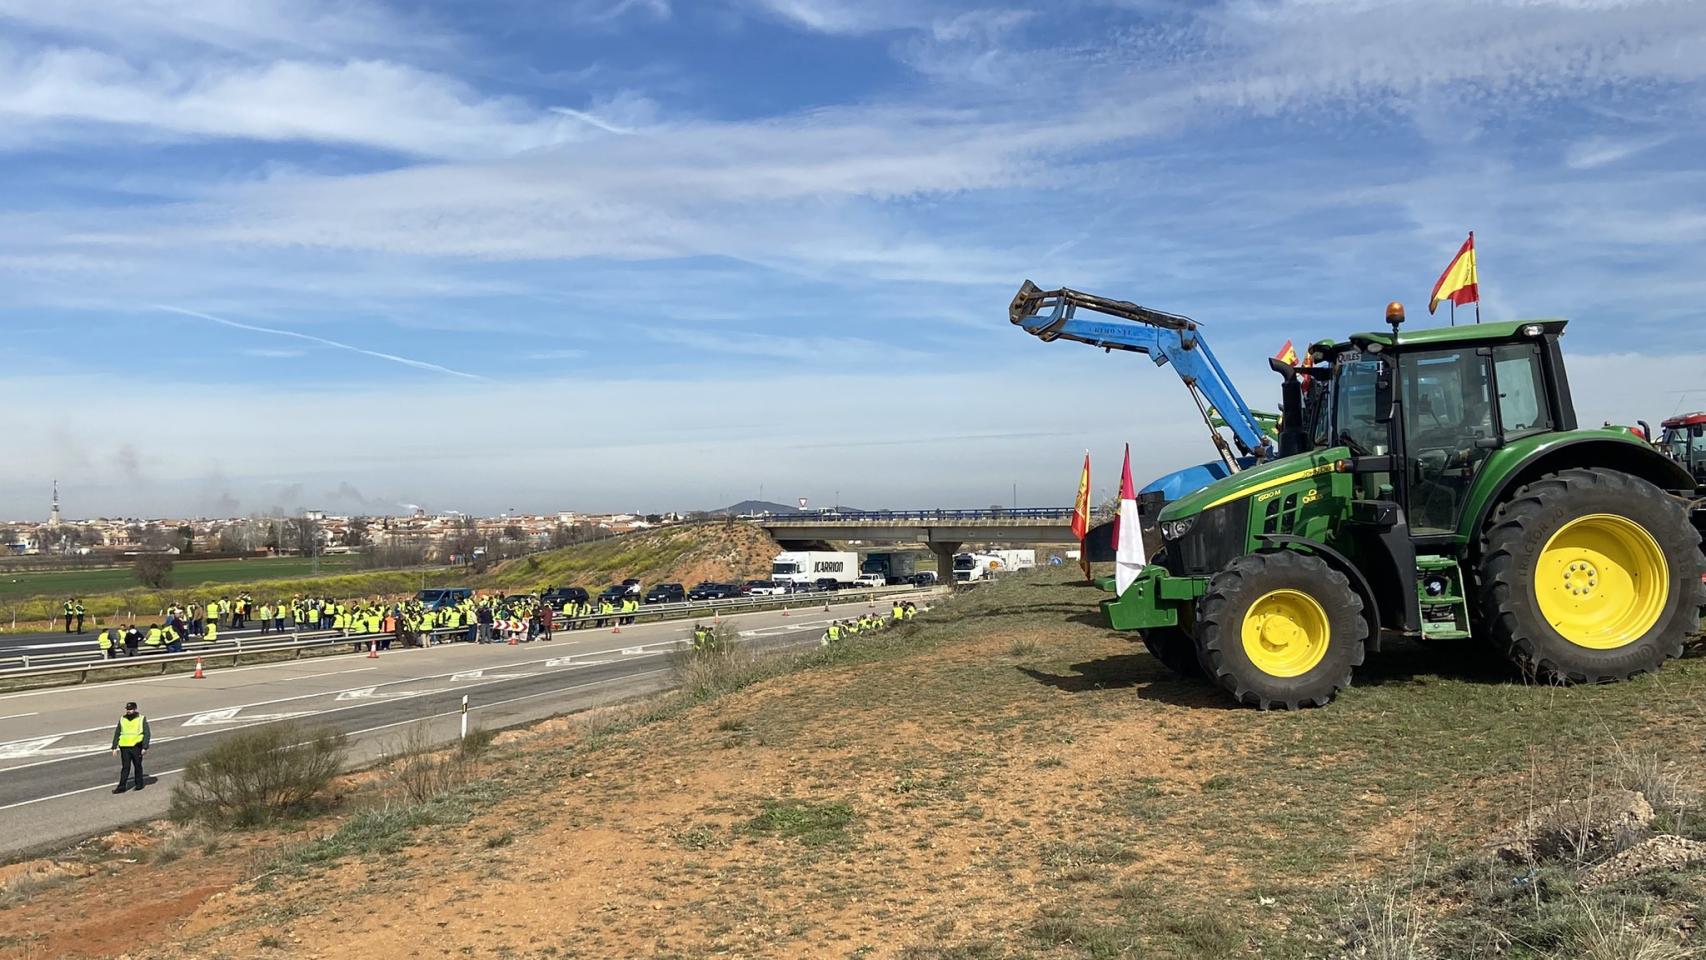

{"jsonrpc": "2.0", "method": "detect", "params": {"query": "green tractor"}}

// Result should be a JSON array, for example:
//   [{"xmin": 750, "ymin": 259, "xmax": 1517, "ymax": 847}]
[{"xmin": 1108, "ymin": 303, "xmax": 1706, "ymax": 709}]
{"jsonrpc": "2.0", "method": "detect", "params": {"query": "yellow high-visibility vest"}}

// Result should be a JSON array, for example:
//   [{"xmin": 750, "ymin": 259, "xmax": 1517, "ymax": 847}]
[{"xmin": 117, "ymin": 715, "xmax": 146, "ymax": 747}]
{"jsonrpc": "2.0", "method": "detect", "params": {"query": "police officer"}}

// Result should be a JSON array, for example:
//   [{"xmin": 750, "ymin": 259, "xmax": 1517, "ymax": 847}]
[
  {"xmin": 63, "ymin": 598, "xmax": 76, "ymax": 633},
  {"xmin": 110, "ymin": 701, "xmax": 150, "ymax": 793}
]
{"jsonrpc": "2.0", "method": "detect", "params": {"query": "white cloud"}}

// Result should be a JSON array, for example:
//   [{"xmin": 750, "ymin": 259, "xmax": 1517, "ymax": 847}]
[
  {"xmin": 0, "ymin": 0, "xmax": 445, "ymax": 58},
  {"xmin": 1563, "ymin": 134, "xmax": 1672, "ymax": 170},
  {"xmin": 0, "ymin": 44, "xmax": 603, "ymax": 158}
]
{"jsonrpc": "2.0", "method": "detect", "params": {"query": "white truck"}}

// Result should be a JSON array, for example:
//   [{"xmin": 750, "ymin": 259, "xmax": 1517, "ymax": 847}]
[
  {"xmin": 771, "ymin": 550, "xmax": 860, "ymax": 586},
  {"xmin": 952, "ymin": 552, "xmax": 996, "ymax": 582},
  {"xmin": 985, "ymin": 549, "xmax": 1036, "ymax": 573},
  {"xmin": 856, "ymin": 552, "xmax": 918, "ymax": 587}
]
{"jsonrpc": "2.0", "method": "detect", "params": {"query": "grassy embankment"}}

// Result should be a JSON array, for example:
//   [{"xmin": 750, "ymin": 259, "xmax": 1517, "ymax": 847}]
[
  {"xmin": 0, "ymin": 521, "xmax": 778, "ymax": 631},
  {"xmin": 3, "ymin": 565, "xmax": 1702, "ymax": 959}
]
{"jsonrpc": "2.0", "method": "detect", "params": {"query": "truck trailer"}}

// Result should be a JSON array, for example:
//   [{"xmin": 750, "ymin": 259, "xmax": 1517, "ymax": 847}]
[{"xmin": 771, "ymin": 551, "xmax": 860, "ymax": 585}]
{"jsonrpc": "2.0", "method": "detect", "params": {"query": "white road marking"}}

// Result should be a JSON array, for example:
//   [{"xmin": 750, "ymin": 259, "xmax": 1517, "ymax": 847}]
[
  {"xmin": 620, "ymin": 647, "xmax": 644, "ymax": 655},
  {"xmin": 182, "ymin": 708, "xmax": 312, "ymax": 727},
  {"xmin": 0, "ymin": 711, "xmax": 40, "ymax": 722},
  {"xmin": 0, "ymin": 666, "xmax": 679, "ymax": 813}
]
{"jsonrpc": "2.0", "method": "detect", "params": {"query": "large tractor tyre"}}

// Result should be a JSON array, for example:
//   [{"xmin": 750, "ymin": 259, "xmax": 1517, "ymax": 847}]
[
  {"xmin": 1195, "ymin": 552, "xmax": 1368, "ymax": 710},
  {"xmin": 1140, "ymin": 626, "xmax": 1203, "ymax": 679},
  {"xmin": 1137, "ymin": 548, "xmax": 1204, "ymax": 679},
  {"xmin": 1479, "ymin": 469, "xmax": 1705, "ymax": 683}
]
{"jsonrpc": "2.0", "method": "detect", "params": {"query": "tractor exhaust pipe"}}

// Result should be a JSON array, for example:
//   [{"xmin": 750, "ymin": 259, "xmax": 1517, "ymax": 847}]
[{"xmin": 1269, "ymin": 357, "xmax": 1309, "ymax": 459}]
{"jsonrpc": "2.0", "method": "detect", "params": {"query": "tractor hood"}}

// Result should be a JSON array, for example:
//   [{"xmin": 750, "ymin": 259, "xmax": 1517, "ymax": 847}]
[{"xmin": 1157, "ymin": 448, "xmax": 1347, "ymax": 523}]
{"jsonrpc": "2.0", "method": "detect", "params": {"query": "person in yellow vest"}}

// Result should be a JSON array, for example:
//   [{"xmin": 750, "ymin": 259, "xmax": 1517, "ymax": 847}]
[
  {"xmin": 97, "ymin": 627, "xmax": 116, "ymax": 660},
  {"xmin": 110, "ymin": 701, "xmax": 151, "ymax": 792},
  {"xmin": 143, "ymin": 623, "xmax": 166, "ymax": 652},
  {"xmin": 892, "ymin": 601, "xmax": 904, "ymax": 622},
  {"xmin": 205, "ymin": 618, "xmax": 219, "ymax": 643}
]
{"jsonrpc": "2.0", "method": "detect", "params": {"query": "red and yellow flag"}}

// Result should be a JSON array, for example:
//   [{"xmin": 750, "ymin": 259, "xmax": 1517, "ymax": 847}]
[
  {"xmin": 1274, "ymin": 339, "xmax": 1299, "ymax": 366},
  {"xmin": 1071, "ymin": 453, "xmax": 1091, "ymax": 580},
  {"xmin": 1429, "ymin": 232, "xmax": 1479, "ymax": 314},
  {"xmin": 1070, "ymin": 453, "xmax": 1091, "ymax": 542}
]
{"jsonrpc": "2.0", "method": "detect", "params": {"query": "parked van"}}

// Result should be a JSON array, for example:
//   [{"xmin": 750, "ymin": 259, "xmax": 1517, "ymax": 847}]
[{"xmin": 417, "ymin": 587, "xmax": 473, "ymax": 610}]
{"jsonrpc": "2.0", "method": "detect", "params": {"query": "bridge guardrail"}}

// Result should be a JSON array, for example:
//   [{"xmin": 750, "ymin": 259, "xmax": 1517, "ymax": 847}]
[
  {"xmin": 0, "ymin": 584, "xmax": 938, "ymax": 684},
  {"xmin": 762, "ymin": 507, "xmax": 1074, "ymax": 522}
]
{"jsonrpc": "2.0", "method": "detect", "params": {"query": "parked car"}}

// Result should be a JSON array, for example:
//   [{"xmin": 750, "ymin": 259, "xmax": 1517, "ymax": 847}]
[
  {"xmin": 746, "ymin": 580, "xmax": 789, "ymax": 597},
  {"xmin": 540, "ymin": 586, "xmax": 589, "ymax": 610},
  {"xmin": 813, "ymin": 578, "xmax": 843, "ymax": 592},
  {"xmin": 598, "ymin": 585, "xmax": 630, "ymax": 605},
  {"xmin": 689, "ymin": 582, "xmax": 736, "ymax": 601},
  {"xmin": 884, "ymin": 575, "xmax": 910, "ymax": 586},
  {"xmin": 644, "ymin": 583, "xmax": 686, "ymax": 604},
  {"xmin": 908, "ymin": 572, "xmax": 938, "ymax": 587}
]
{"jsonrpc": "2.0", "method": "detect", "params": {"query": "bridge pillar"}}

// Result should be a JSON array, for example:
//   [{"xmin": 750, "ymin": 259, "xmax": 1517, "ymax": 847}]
[{"xmin": 929, "ymin": 542, "xmax": 961, "ymax": 588}]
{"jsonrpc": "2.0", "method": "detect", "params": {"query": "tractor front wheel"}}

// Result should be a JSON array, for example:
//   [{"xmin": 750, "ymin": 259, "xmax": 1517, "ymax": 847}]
[
  {"xmin": 1196, "ymin": 551, "xmax": 1368, "ymax": 710},
  {"xmin": 1140, "ymin": 626, "xmax": 1203, "ymax": 678},
  {"xmin": 1479, "ymin": 469, "xmax": 1704, "ymax": 682}
]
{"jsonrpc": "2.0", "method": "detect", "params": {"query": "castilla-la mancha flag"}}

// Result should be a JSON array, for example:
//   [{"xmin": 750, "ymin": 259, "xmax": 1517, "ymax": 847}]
[
  {"xmin": 1071, "ymin": 452, "xmax": 1091, "ymax": 580},
  {"xmin": 1429, "ymin": 232, "xmax": 1479, "ymax": 314},
  {"xmin": 1112, "ymin": 444, "xmax": 1146, "ymax": 596}
]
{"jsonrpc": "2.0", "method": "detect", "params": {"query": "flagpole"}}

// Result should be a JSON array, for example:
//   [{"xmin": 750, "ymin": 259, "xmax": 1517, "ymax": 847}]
[{"xmin": 1471, "ymin": 230, "xmax": 1480, "ymax": 324}]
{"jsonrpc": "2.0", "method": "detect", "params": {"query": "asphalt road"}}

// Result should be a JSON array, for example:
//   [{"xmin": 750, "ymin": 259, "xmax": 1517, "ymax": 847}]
[{"xmin": 0, "ymin": 596, "xmax": 903, "ymax": 858}]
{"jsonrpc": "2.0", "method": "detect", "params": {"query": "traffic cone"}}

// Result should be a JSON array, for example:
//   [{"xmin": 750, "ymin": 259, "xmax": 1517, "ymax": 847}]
[
  {"xmin": 367, "ymin": 640, "xmax": 379, "ymax": 659},
  {"xmin": 782, "ymin": 607, "xmax": 790, "ymax": 617},
  {"xmin": 508, "ymin": 632, "xmax": 518, "ymax": 646},
  {"xmin": 611, "ymin": 623, "xmax": 621, "ymax": 634},
  {"xmin": 193, "ymin": 657, "xmax": 205, "ymax": 679}
]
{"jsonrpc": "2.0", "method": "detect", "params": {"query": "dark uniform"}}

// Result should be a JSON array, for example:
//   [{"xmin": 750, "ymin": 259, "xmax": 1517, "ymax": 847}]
[{"xmin": 110, "ymin": 702, "xmax": 150, "ymax": 793}]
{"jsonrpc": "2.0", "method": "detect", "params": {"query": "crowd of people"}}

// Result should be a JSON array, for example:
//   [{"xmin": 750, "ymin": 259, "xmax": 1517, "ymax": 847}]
[
  {"xmin": 819, "ymin": 600, "xmax": 917, "ymax": 647},
  {"xmin": 89, "ymin": 589, "xmax": 701, "ymax": 658}
]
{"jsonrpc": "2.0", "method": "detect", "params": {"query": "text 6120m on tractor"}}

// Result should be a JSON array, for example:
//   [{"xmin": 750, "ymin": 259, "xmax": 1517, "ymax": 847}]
[{"xmin": 1102, "ymin": 302, "xmax": 1705, "ymax": 709}]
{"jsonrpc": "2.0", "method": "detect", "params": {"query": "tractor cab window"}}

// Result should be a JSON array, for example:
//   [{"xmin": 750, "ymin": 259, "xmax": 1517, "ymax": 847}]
[
  {"xmin": 1330, "ymin": 357, "xmax": 1387, "ymax": 456},
  {"xmin": 1492, "ymin": 344, "xmax": 1552, "ymax": 440},
  {"xmin": 1402, "ymin": 348, "xmax": 1496, "ymax": 534}
]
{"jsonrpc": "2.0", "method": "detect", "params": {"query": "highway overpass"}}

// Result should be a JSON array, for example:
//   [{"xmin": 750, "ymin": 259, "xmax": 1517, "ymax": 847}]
[{"xmin": 755, "ymin": 508, "xmax": 1078, "ymax": 583}]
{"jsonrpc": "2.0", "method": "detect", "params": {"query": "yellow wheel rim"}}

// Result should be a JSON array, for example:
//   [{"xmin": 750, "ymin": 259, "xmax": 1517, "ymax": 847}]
[
  {"xmin": 1535, "ymin": 513, "xmax": 1670, "ymax": 650},
  {"xmin": 1241, "ymin": 589, "xmax": 1330, "ymax": 678}
]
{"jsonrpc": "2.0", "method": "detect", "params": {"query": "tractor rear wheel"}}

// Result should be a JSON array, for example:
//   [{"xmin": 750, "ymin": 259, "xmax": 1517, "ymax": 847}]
[
  {"xmin": 1196, "ymin": 551, "xmax": 1367, "ymax": 710},
  {"xmin": 1479, "ymin": 469, "xmax": 1704, "ymax": 682}
]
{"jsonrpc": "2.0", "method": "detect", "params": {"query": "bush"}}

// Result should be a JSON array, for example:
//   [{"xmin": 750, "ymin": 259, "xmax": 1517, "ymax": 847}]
[
  {"xmin": 386, "ymin": 722, "xmax": 493, "ymax": 804},
  {"xmin": 133, "ymin": 553, "xmax": 175, "ymax": 589},
  {"xmin": 169, "ymin": 722, "xmax": 347, "ymax": 826}
]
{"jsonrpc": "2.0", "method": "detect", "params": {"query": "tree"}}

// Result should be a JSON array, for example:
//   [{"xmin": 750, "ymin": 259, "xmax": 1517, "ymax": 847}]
[
  {"xmin": 216, "ymin": 525, "xmax": 247, "ymax": 554},
  {"xmin": 502, "ymin": 524, "xmax": 523, "ymax": 542},
  {"xmin": 135, "ymin": 553, "xmax": 175, "ymax": 589},
  {"xmin": 176, "ymin": 525, "xmax": 195, "ymax": 555}
]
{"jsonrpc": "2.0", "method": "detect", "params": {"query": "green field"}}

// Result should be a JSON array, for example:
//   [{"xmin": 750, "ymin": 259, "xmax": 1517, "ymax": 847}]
[{"xmin": 0, "ymin": 555, "xmax": 361, "ymax": 601}]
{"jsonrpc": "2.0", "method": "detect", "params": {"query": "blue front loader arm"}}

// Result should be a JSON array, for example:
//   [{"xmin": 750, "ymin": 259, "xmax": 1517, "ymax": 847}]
[{"xmin": 1008, "ymin": 281, "xmax": 1273, "ymax": 467}]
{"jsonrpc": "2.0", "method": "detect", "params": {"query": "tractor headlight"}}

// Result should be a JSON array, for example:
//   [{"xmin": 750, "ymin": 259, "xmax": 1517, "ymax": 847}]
[
  {"xmin": 1161, "ymin": 518, "xmax": 1195, "ymax": 541},
  {"xmin": 1522, "ymin": 324, "xmax": 1543, "ymax": 337}
]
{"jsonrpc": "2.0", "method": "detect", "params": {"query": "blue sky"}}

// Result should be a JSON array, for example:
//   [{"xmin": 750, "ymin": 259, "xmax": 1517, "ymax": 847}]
[{"xmin": 2, "ymin": 0, "xmax": 1704, "ymax": 519}]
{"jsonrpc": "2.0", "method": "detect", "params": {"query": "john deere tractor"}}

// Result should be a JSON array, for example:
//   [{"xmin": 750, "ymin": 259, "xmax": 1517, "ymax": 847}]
[{"xmin": 1107, "ymin": 303, "xmax": 1706, "ymax": 709}]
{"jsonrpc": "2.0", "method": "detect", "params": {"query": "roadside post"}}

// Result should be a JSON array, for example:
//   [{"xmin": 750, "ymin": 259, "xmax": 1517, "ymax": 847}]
[{"xmin": 460, "ymin": 695, "xmax": 469, "ymax": 740}]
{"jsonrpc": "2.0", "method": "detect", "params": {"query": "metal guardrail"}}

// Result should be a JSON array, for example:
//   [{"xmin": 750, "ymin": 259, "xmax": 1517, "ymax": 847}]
[
  {"xmin": 763, "ymin": 507, "xmax": 1075, "ymax": 522},
  {"xmin": 0, "ymin": 584, "xmax": 937, "ymax": 684}
]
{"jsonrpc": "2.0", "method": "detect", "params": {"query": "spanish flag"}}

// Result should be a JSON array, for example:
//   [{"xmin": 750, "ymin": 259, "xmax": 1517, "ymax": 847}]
[
  {"xmin": 1429, "ymin": 232, "xmax": 1478, "ymax": 315},
  {"xmin": 1071, "ymin": 453, "xmax": 1091, "ymax": 580},
  {"xmin": 1274, "ymin": 340, "xmax": 1299, "ymax": 366}
]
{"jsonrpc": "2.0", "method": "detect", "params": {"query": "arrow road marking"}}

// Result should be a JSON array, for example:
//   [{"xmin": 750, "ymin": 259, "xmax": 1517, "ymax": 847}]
[
  {"xmin": 335, "ymin": 686, "xmax": 449, "ymax": 702},
  {"xmin": 183, "ymin": 707, "xmax": 312, "ymax": 726}
]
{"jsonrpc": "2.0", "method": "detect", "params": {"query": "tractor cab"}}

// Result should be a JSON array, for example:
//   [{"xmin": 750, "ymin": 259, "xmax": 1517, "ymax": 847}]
[{"xmin": 1659, "ymin": 412, "xmax": 1706, "ymax": 489}]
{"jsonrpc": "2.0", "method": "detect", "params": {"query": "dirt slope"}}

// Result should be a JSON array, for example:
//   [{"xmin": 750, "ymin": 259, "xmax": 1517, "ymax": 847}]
[
  {"xmin": 480, "ymin": 520, "xmax": 779, "ymax": 593},
  {"xmin": 4, "ymin": 570, "xmax": 1703, "ymax": 959}
]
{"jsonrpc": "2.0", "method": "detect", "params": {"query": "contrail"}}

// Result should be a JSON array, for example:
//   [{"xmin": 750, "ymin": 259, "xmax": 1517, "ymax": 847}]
[
  {"xmin": 157, "ymin": 306, "xmax": 485, "ymax": 381},
  {"xmin": 549, "ymin": 106, "xmax": 638, "ymax": 136}
]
